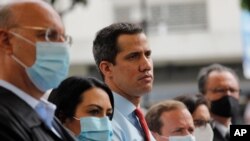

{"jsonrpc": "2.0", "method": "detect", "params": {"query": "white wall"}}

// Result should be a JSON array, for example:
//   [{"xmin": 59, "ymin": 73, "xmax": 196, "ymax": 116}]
[
  {"xmin": 1, "ymin": 0, "xmax": 242, "ymax": 66},
  {"xmin": 63, "ymin": 0, "xmax": 114, "ymax": 65},
  {"xmin": 149, "ymin": 0, "xmax": 242, "ymax": 65},
  {"xmin": 65, "ymin": 0, "xmax": 242, "ymax": 65}
]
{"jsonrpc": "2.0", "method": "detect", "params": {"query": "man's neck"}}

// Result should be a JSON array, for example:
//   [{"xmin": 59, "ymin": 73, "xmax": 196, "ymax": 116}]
[
  {"xmin": 113, "ymin": 89, "xmax": 141, "ymax": 107},
  {"xmin": 1, "ymin": 76, "xmax": 43, "ymax": 100},
  {"xmin": 105, "ymin": 80, "xmax": 141, "ymax": 107}
]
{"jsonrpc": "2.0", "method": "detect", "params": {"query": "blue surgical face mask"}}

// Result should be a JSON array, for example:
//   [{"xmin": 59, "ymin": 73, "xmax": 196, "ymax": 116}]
[
  {"xmin": 75, "ymin": 116, "xmax": 113, "ymax": 141},
  {"xmin": 10, "ymin": 32, "xmax": 70, "ymax": 92}
]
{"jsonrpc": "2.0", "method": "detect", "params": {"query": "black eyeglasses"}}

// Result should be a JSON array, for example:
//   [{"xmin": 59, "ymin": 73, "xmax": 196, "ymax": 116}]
[{"xmin": 11, "ymin": 26, "xmax": 72, "ymax": 45}]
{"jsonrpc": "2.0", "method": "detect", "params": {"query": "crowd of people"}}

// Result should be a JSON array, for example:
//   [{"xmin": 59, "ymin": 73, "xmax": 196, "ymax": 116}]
[{"xmin": 0, "ymin": 0, "xmax": 246, "ymax": 141}]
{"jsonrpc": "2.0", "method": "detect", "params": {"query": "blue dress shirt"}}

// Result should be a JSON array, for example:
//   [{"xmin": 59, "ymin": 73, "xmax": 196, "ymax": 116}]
[{"xmin": 111, "ymin": 92, "xmax": 156, "ymax": 141}]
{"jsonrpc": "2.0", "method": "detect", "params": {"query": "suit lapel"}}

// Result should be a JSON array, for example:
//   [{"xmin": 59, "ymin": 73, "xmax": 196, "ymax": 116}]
[
  {"xmin": 0, "ymin": 86, "xmax": 74, "ymax": 141},
  {"xmin": 213, "ymin": 126, "xmax": 228, "ymax": 141}
]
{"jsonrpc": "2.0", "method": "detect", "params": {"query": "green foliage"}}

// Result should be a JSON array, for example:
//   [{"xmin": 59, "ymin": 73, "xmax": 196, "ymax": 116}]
[{"xmin": 242, "ymin": 0, "xmax": 250, "ymax": 12}]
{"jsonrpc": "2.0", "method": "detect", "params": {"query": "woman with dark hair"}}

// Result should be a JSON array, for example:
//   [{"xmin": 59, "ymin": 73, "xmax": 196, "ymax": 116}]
[
  {"xmin": 175, "ymin": 94, "xmax": 213, "ymax": 141},
  {"xmin": 48, "ymin": 76, "xmax": 114, "ymax": 141}
]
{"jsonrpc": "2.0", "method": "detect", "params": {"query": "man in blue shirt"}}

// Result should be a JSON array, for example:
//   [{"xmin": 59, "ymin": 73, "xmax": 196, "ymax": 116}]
[{"xmin": 93, "ymin": 23, "xmax": 155, "ymax": 141}]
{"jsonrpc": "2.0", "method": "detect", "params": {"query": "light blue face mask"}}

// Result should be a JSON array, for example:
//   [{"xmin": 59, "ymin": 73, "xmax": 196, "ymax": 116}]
[
  {"xmin": 76, "ymin": 116, "xmax": 113, "ymax": 141},
  {"xmin": 10, "ymin": 32, "xmax": 70, "ymax": 92}
]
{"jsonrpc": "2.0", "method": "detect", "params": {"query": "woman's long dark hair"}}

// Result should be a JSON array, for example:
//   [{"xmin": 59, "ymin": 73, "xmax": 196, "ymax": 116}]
[{"xmin": 48, "ymin": 76, "xmax": 114, "ymax": 123}]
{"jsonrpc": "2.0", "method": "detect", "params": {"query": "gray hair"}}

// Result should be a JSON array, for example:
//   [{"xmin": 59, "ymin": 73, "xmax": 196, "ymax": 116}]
[{"xmin": 197, "ymin": 63, "xmax": 239, "ymax": 94}]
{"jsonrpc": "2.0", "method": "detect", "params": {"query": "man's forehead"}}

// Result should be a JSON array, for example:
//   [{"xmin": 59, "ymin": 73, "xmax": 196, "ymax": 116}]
[
  {"xmin": 117, "ymin": 33, "xmax": 147, "ymax": 46},
  {"xmin": 208, "ymin": 71, "xmax": 238, "ymax": 83},
  {"xmin": 9, "ymin": 1, "xmax": 64, "ymax": 32}
]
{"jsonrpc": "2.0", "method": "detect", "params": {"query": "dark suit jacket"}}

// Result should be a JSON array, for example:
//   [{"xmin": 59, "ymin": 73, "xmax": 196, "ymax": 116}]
[
  {"xmin": 211, "ymin": 122, "xmax": 229, "ymax": 141},
  {"xmin": 0, "ymin": 86, "xmax": 77, "ymax": 141}
]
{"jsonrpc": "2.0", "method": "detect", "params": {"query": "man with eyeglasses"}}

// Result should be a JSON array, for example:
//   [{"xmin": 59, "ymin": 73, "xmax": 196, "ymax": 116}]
[
  {"xmin": 198, "ymin": 63, "xmax": 242, "ymax": 141},
  {"xmin": 174, "ymin": 94, "xmax": 214, "ymax": 141},
  {"xmin": 0, "ymin": 0, "xmax": 75, "ymax": 141}
]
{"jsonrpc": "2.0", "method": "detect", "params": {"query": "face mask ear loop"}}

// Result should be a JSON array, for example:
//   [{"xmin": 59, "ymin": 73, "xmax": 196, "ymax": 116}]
[
  {"xmin": 11, "ymin": 55, "xmax": 28, "ymax": 69},
  {"xmin": 8, "ymin": 31, "xmax": 36, "ymax": 69},
  {"xmin": 73, "ymin": 116, "xmax": 80, "ymax": 121}
]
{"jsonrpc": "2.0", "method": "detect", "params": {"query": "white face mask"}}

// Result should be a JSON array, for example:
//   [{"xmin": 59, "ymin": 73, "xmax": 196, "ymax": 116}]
[
  {"xmin": 169, "ymin": 135, "xmax": 196, "ymax": 141},
  {"xmin": 193, "ymin": 124, "xmax": 214, "ymax": 141},
  {"xmin": 153, "ymin": 134, "xmax": 196, "ymax": 141}
]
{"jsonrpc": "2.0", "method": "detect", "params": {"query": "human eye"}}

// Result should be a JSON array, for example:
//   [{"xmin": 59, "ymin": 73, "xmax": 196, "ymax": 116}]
[
  {"xmin": 145, "ymin": 50, "xmax": 151, "ymax": 58},
  {"xmin": 172, "ymin": 128, "xmax": 183, "ymax": 134},
  {"xmin": 88, "ymin": 108, "xmax": 101, "ymax": 116},
  {"xmin": 194, "ymin": 120, "xmax": 206, "ymax": 127},
  {"xmin": 212, "ymin": 88, "xmax": 226, "ymax": 94},
  {"xmin": 126, "ymin": 53, "xmax": 139, "ymax": 60},
  {"xmin": 218, "ymin": 88, "xmax": 227, "ymax": 93},
  {"xmin": 189, "ymin": 127, "xmax": 194, "ymax": 133},
  {"xmin": 229, "ymin": 88, "xmax": 239, "ymax": 93},
  {"xmin": 46, "ymin": 29, "xmax": 59, "ymax": 41}
]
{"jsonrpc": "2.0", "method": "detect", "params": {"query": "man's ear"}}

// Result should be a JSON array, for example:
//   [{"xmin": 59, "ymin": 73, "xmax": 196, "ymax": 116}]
[
  {"xmin": 99, "ymin": 61, "xmax": 113, "ymax": 78},
  {"xmin": 0, "ymin": 29, "xmax": 13, "ymax": 55}
]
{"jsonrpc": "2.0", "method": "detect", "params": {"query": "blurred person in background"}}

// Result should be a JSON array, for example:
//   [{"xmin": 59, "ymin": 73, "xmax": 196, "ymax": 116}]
[
  {"xmin": 0, "ymin": 0, "xmax": 75, "ymax": 140},
  {"xmin": 146, "ymin": 100, "xmax": 195, "ymax": 141},
  {"xmin": 48, "ymin": 76, "xmax": 114, "ymax": 141},
  {"xmin": 243, "ymin": 96, "xmax": 250, "ymax": 124},
  {"xmin": 93, "ymin": 23, "xmax": 155, "ymax": 141},
  {"xmin": 175, "ymin": 94, "xmax": 213, "ymax": 141},
  {"xmin": 198, "ymin": 63, "xmax": 241, "ymax": 141}
]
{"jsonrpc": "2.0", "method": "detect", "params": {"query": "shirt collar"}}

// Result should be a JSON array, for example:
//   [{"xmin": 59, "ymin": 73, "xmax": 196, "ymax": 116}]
[
  {"xmin": 213, "ymin": 120, "xmax": 230, "ymax": 137},
  {"xmin": 113, "ymin": 92, "xmax": 137, "ymax": 117},
  {"xmin": 0, "ymin": 80, "xmax": 56, "ymax": 128},
  {"xmin": 0, "ymin": 80, "xmax": 39, "ymax": 109}
]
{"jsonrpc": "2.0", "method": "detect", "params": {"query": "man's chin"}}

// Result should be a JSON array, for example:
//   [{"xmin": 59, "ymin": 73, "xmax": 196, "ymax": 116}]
[{"xmin": 138, "ymin": 86, "xmax": 152, "ymax": 95}]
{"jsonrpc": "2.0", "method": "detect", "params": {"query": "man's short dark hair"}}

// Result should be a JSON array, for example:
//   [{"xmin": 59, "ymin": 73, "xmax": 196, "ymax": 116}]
[
  {"xmin": 174, "ymin": 94, "xmax": 210, "ymax": 114},
  {"xmin": 92, "ymin": 22, "xmax": 143, "ymax": 78}
]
